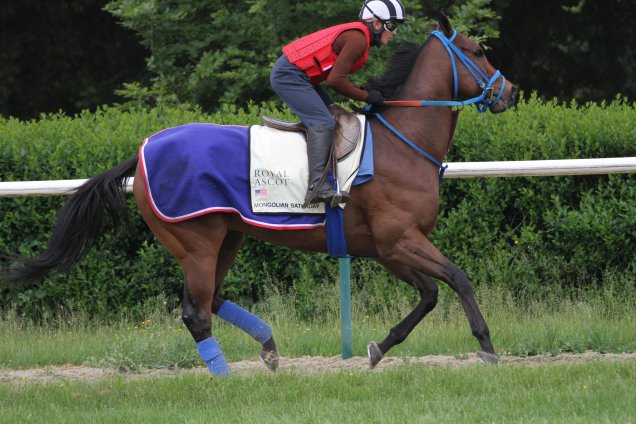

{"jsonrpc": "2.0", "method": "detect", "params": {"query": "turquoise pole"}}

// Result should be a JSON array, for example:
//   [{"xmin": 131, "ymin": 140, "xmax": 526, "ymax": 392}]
[{"xmin": 339, "ymin": 257, "xmax": 352, "ymax": 359}]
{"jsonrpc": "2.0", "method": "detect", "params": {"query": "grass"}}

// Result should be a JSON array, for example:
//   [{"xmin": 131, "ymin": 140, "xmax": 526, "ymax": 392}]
[
  {"xmin": 1, "ymin": 282, "xmax": 635, "ymax": 370},
  {"xmin": 0, "ymin": 361, "xmax": 635, "ymax": 423},
  {"xmin": 1, "ymin": 282, "xmax": 635, "ymax": 423}
]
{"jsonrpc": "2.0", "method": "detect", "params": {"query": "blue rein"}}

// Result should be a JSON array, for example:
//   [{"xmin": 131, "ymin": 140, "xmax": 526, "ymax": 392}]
[
  {"xmin": 370, "ymin": 29, "xmax": 506, "ymax": 184},
  {"xmin": 374, "ymin": 113, "xmax": 449, "ymax": 185}
]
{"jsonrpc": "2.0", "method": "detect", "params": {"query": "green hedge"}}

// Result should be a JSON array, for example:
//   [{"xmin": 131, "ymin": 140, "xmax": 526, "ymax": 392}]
[
  {"xmin": 438, "ymin": 94, "xmax": 636, "ymax": 296},
  {"xmin": 1, "ymin": 96, "xmax": 635, "ymax": 317}
]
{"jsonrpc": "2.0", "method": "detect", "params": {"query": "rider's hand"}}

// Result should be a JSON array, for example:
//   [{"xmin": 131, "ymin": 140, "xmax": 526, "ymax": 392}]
[{"xmin": 366, "ymin": 90, "xmax": 385, "ymax": 105}]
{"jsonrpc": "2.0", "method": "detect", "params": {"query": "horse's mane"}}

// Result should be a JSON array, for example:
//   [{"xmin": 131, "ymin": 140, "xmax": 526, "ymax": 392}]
[{"xmin": 366, "ymin": 41, "xmax": 424, "ymax": 100}]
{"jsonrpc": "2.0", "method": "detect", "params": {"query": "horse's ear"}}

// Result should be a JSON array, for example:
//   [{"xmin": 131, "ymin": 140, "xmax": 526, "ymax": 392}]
[{"xmin": 436, "ymin": 10, "xmax": 453, "ymax": 37}]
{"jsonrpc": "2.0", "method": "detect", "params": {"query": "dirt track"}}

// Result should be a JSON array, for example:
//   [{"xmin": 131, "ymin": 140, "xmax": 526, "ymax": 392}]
[{"xmin": 2, "ymin": 351, "xmax": 635, "ymax": 382}]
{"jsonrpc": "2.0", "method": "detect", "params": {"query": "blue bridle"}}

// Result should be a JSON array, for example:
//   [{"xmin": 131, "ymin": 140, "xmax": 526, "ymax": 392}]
[
  {"xmin": 369, "ymin": 29, "xmax": 508, "ymax": 184},
  {"xmin": 429, "ymin": 29, "xmax": 507, "ymax": 112}
]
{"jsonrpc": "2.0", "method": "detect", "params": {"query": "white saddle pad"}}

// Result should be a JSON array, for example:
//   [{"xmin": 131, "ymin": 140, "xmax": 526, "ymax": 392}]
[{"xmin": 249, "ymin": 115, "xmax": 366, "ymax": 214}]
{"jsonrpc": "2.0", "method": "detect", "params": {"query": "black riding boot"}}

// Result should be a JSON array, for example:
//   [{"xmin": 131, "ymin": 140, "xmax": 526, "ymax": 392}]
[{"xmin": 303, "ymin": 126, "xmax": 350, "ymax": 207}]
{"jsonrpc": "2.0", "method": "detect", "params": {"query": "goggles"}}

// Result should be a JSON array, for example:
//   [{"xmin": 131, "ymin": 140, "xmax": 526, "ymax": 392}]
[{"xmin": 383, "ymin": 20, "xmax": 399, "ymax": 33}]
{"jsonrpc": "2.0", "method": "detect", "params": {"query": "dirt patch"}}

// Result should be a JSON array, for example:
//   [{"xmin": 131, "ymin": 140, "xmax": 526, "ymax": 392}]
[{"xmin": 2, "ymin": 351, "xmax": 635, "ymax": 383}]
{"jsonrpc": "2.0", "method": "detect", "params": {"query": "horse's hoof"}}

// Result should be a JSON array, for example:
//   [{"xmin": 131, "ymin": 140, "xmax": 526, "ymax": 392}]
[
  {"xmin": 477, "ymin": 351, "xmax": 498, "ymax": 364},
  {"xmin": 259, "ymin": 348, "xmax": 279, "ymax": 371},
  {"xmin": 368, "ymin": 341, "xmax": 384, "ymax": 368}
]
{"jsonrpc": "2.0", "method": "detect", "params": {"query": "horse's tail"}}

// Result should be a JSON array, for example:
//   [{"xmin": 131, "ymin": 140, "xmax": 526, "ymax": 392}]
[{"xmin": 3, "ymin": 156, "xmax": 139, "ymax": 287}]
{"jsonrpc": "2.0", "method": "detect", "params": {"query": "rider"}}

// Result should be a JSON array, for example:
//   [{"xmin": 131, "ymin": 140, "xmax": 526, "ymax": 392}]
[{"xmin": 270, "ymin": 0, "xmax": 406, "ymax": 206}]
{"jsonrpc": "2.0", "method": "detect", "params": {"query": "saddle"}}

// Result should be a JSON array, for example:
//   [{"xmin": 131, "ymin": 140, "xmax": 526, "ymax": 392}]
[{"xmin": 262, "ymin": 104, "xmax": 361, "ymax": 161}]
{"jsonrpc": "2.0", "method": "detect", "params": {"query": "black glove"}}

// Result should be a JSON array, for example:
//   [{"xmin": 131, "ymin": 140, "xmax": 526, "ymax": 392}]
[{"xmin": 366, "ymin": 90, "xmax": 385, "ymax": 105}]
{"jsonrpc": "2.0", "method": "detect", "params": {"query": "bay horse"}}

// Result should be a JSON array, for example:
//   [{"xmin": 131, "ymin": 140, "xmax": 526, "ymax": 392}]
[{"xmin": 2, "ymin": 13, "xmax": 518, "ymax": 375}]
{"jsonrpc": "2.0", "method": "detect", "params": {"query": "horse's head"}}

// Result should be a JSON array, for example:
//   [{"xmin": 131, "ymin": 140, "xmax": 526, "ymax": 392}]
[{"xmin": 433, "ymin": 11, "xmax": 518, "ymax": 114}]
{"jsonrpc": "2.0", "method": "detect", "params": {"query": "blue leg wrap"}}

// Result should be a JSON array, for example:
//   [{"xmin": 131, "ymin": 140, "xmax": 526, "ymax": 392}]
[
  {"xmin": 217, "ymin": 301, "xmax": 273, "ymax": 344},
  {"xmin": 196, "ymin": 336, "xmax": 230, "ymax": 376}
]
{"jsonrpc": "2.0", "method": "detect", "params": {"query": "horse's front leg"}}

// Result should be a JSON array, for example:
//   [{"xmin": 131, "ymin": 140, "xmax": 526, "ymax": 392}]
[
  {"xmin": 368, "ymin": 265, "xmax": 439, "ymax": 368},
  {"xmin": 379, "ymin": 229, "xmax": 497, "ymax": 364}
]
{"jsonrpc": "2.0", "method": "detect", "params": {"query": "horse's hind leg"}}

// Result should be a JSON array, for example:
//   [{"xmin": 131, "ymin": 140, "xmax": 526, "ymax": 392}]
[
  {"xmin": 368, "ymin": 265, "xmax": 439, "ymax": 368},
  {"xmin": 134, "ymin": 191, "xmax": 232, "ymax": 375},
  {"xmin": 380, "ymin": 231, "xmax": 496, "ymax": 364},
  {"xmin": 422, "ymin": 240, "xmax": 496, "ymax": 362},
  {"xmin": 174, "ymin": 218, "xmax": 248, "ymax": 376},
  {"xmin": 211, "ymin": 231, "xmax": 279, "ymax": 371}
]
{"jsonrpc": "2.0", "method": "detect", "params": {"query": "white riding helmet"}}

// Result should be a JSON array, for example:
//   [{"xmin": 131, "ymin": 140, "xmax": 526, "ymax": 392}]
[{"xmin": 359, "ymin": 0, "xmax": 406, "ymax": 23}]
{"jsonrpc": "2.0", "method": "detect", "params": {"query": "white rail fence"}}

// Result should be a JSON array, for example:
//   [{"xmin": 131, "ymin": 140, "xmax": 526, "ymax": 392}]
[{"xmin": 2, "ymin": 157, "xmax": 636, "ymax": 197}]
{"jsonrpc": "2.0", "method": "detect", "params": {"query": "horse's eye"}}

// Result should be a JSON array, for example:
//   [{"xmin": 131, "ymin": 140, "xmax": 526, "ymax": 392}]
[{"xmin": 475, "ymin": 49, "xmax": 484, "ymax": 58}]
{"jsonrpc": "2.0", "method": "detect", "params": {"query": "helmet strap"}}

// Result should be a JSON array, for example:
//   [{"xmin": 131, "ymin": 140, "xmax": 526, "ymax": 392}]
[{"xmin": 365, "ymin": 21, "xmax": 384, "ymax": 47}]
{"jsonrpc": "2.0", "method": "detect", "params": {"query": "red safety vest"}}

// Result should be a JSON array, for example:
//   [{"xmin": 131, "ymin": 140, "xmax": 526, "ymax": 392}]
[{"xmin": 282, "ymin": 22, "xmax": 371, "ymax": 85}]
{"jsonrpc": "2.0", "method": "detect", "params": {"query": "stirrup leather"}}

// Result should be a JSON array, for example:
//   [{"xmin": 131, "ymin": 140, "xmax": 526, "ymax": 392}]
[{"xmin": 261, "ymin": 116, "xmax": 306, "ymax": 133}]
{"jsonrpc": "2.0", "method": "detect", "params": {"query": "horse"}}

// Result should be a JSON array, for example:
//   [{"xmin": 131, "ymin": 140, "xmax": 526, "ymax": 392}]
[{"xmin": 2, "ymin": 12, "xmax": 518, "ymax": 375}]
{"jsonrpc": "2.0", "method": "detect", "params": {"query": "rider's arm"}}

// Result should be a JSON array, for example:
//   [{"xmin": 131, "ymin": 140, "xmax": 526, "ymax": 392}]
[{"xmin": 326, "ymin": 30, "xmax": 369, "ymax": 101}]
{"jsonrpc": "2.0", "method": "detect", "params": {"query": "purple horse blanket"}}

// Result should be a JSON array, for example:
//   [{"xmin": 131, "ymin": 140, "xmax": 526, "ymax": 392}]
[{"xmin": 139, "ymin": 123, "xmax": 326, "ymax": 230}]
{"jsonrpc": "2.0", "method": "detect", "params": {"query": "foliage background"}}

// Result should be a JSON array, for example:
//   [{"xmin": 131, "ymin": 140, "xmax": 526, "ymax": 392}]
[{"xmin": 0, "ymin": 1, "xmax": 149, "ymax": 119}]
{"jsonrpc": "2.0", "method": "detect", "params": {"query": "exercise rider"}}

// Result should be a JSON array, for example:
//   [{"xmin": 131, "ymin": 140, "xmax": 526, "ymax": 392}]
[{"xmin": 270, "ymin": 0, "xmax": 406, "ymax": 206}]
